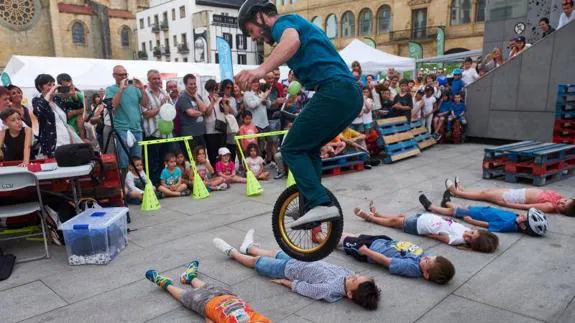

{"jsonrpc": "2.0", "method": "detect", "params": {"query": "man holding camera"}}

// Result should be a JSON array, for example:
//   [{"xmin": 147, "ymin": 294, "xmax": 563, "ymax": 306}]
[
  {"xmin": 56, "ymin": 73, "xmax": 86, "ymax": 140},
  {"xmin": 106, "ymin": 65, "xmax": 149, "ymax": 174}
]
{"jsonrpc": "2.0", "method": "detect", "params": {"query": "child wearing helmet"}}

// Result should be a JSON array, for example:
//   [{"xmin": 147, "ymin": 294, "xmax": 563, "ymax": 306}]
[
  {"xmin": 418, "ymin": 193, "xmax": 549, "ymax": 237},
  {"xmin": 450, "ymin": 69, "xmax": 465, "ymax": 96},
  {"xmin": 235, "ymin": 0, "xmax": 363, "ymax": 228}
]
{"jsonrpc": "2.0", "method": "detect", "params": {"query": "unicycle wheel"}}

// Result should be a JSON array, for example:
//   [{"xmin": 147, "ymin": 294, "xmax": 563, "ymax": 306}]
[{"xmin": 272, "ymin": 185, "xmax": 343, "ymax": 262}]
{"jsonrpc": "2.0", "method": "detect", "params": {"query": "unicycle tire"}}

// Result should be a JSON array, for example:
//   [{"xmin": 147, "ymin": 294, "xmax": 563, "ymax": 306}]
[{"xmin": 272, "ymin": 185, "xmax": 343, "ymax": 262}]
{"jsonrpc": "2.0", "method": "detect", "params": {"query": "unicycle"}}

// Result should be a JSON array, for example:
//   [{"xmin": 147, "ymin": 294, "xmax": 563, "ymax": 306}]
[{"xmin": 272, "ymin": 185, "xmax": 343, "ymax": 262}]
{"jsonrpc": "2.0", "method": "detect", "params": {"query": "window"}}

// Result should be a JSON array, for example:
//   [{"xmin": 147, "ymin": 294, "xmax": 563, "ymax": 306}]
[
  {"xmin": 451, "ymin": 0, "xmax": 471, "ymax": 25},
  {"xmin": 154, "ymin": 15, "xmax": 159, "ymax": 25},
  {"xmin": 179, "ymin": 6, "xmax": 185, "ymax": 18},
  {"xmin": 173, "ymin": 35, "xmax": 177, "ymax": 46},
  {"xmin": 215, "ymin": 53, "xmax": 219, "ymax": 64},
  {"xmin": 341, "ymin": 11, "xmax": 355, "ymax": 38},
  {"xmin": 238, "ymin": 54, "xmax": 247, "ymax": 65},
  {"xmin": 181, "ymin": 33, "xmax": 187, "ymax": 45},
  {"xmin": 163, "ymin": 11, "xmax": 168, "ymax": 23},
  {"xmin": 359, "ymin": 8, "xmax": 373, "ymax": 36},
  {"xmin": 311, "ymin": 16, "xmax": 323, "ymax": 31},
  {"xmin": 412, "ymin": 8, "xmax": 428, "ymax": 39},
  {"xmin": 139, "ymin": 18, "xmax": 144, "ymax": 29},
  {"xmin": 149, "ymin": 41, "xmax": 152, "ymax": 50},
  {"xmin": 475, "ymin": 0, "xmax": 486, "ymax": 22},
  {"xmin": 71, "ymin": 22, "xmax": 85, "ymax": 44},
  {"xmin": 326, "ymin": 14, "xmax": 337, "ymax": 39},
  {"xmin": 377, "ymin": 5, "xmax": 392, "ymax": 33},
  {"xmin": 121, "ymin": 26, "xmax": 130, "ymax": 47},
  {"xmin": 183, "ymin": 57, "xmax": 188, "ymax": 62},
  {"xmin": 222, "ymin": 32, "xmax": 233, "ymax": 48},
  {"xmin": 141, "ymin": 42, "xmax": 146, "ymax": 52},
  {"xmin": 147, "ymin": 17, "xmax": 151, "ymax": 26},
  {"xmin": 164, "ymin": 38, "xmax": 169, "ymax": 48},
  {"xmin": 172, "ymin": 8, "xmax": 176, "ymax": 20},
  {"xmin": 175, "ymin": 58, "xmax": 178, "ymax": 62},
  {"xmin": 236, "ymin": 34, "xmax": 247, "ymax": 50},
  {"xmin": 156, "ymin": 40, "xmax": 161, "ymax": 48}
]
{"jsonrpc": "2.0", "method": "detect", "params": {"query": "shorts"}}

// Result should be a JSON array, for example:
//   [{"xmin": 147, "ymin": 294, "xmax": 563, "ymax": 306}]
[
  {"xmin": 502, "ymin": 189, "xmax": 526, "ymax": 204},
  {"xmin": 180, "ymin": 283, "xmax": 234, "ymax": 316},
  {"xmin": 254, "ymin": 251, "xmax": 292, "ymax": 279},
  {"xmin": 267, "ymin": 119, "xmax": 281, "ymax": 143},
  {"xmin": 350, "ymin": 123, "xmax": 364, "ymax": 133},
  {"xmin": 363, "ymin": 123, "xmax": 372, "ymax": 131},
  {"xmin": 403, "ymin": 214, "xmax": 421, "ymax": 235},
  {"xmin": 343, "ymin": 234, "xmax": 392, "ymax": 262},
  {"xmin": 455, "ymin": 206, "xmax": 516, "ymax": 221}
]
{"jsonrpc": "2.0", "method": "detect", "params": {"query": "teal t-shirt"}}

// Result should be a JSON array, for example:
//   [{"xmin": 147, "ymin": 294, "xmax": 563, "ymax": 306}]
[
  {"xmin": 160, "ymin": 167, "xmax": 182, "ymax": 186},
  {"xmin": 105, "ymin": 85, "xmax": 143, "ymax": 133},
  {"xmin": 271, "ymin": 14, "xmax": 355, "ymax": 89}
]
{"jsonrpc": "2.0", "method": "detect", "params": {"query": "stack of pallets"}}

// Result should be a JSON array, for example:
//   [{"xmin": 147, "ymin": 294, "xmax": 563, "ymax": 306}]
[
  {"xmin": 376, "ymin": 117, "xmax": 421, "ymax": 164},
  {"xmin": 553, "ymin": 84, "xmax": 575, "ymax": 144},
  {"xmin": 321, "ymin": 151, "xmax": 368, "ymax": 176},
  {"xmin": 410, "ymin": 120, "xmax": 437, "ymax": 150},
  {"xmin": 483, "ymin": 141, "xmax": 575, "ymax": 186}
]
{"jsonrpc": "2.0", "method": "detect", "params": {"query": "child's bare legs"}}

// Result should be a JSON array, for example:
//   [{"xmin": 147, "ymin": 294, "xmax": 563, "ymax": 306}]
[
  {"xmin": 158, "ymin": 184, "xmax": 187, "ymax": 197},
  {"xmin": 256, "ymin": 171, "xmax": 270, "ymax": 180},
  {"xmin": 354, "ymin": 207, "xmax": 406, "ymax": 229},
  {"xmin": 166, "ymin": 284, "xmax": 185, "ymax": 301},
  {"xmin": 229, "ymin": 249, "xmax": 259, "ymax": 268},
  {"xmin": 230, "ymin": 175, "xmax": 247, "ymax": 183},
  {"xmin": 128, "ymin": 190, "xmax": 144, "ymax": 201},
  {"xmin": 429, "ymin": 202, "xmax": 458, "ymax": 217},
  {"xmin": 450, "ymin": 186, "xmax": 507, "ymax": 205}
]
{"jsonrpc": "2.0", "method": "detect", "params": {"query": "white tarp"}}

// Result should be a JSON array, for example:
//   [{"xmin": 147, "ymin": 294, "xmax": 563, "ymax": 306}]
[{"xmin": 339, "ymin": 39, "xmax": 416, "ymax": 73}]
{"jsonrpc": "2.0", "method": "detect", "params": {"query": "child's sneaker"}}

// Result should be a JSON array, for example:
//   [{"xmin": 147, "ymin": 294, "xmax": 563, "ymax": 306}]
[
  {"xmin": 239, "ymin": 229, "xmax": 255, "ymax": 254},
  {"xmin": 181, "ymin": 189, "xmax": 192, "ymax": 197},
  {"xmin": 217, "ymin": 183, "xmax": 229, "ymax": 191},
  {"xmin": 145, "ymin": 270, "xmax": 173, "ymax": 290},
  {"xmin": 213, "ymin": 238, "xmax": 235, "ymax": 257},
  {"xmin": 454, "ymin": 176, "xmax": 461, "ymax": 189},
  {"xmin": 180, "ymin": 260, "xmax": 200, "ymax": 285},
  {"xmin": 419, "ymin": 194, "xmax": 432, "ymax": 211},
  {"xmin": 445, "ymin": 179, "xmax": 454, "ymax": 190},
  {"xmin": 156, "ymin": 191, "xmax": 165, "ymax": 199},
  {"xmin": 441, "ymin": 190, "xmax": 452, "ymax": 208}
]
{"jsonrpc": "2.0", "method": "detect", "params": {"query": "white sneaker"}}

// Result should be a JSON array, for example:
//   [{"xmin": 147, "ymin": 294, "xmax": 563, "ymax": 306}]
[
  {"xmin": 239, "ymin": 229, "xmax": 255, "ymax": 254},
  {"xmin": 288, "ymin": 206, "xmax": 340, "ymax": 229},
  {"xmin": 445, "ymin": 178, "xmax": 454, "ymax": 190},
  {"xmin": 213, "ymin": 238, "xmax": 235, "ymax": 257}
]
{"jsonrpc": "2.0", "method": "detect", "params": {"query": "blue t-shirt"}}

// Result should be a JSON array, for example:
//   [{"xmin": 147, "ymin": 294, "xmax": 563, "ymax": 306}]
[
  {"xmin": 467, "ymin": 206, "xmax": 518, "ymax": 232},
  {"xmin": 451, "ymin": 103, "xmax": 465, "ymax": 116},
  {"xmin": 438, "ymin": 100, "xmax": 452, "ymax": 114},
  {"xmin": 451, "ymin": 79, "xmax": 464, "ymax": 96},
  {"xmin": 271, "ymin": 14, "xmax": 355, "ymax": 89},
  {"xmin": 160, "ymin": 167, "xmax": 182, "ymax": 186},
  {"xmin": 369, "ymin": 239, "xmax": 425, "ymax": 278},
  {"xmin": 105, "ymin": 85, "xmax": 143, "ymax": 133}
]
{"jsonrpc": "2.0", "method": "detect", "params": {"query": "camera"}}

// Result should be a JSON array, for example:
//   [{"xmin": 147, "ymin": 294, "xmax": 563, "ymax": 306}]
[
  {"xmin": 57, "ymin": 86, "xmax": 70, "ymax": 94},
  {"xmin": 259, "ymin": 83, "xmax": 269, "ymax": 92},
  {"xmin": 126, "ymin": 79, "xmax": 134, "ymax": 85}
]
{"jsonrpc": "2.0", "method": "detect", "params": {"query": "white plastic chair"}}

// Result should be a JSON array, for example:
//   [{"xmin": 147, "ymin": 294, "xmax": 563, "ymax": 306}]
[{"xmin": 0, "ymin": 172, "xmax": 50, "ymax": 262}]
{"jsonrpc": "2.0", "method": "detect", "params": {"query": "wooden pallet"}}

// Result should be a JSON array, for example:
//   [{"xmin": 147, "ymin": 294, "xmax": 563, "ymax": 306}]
[
  {"xmin": 383, "ymin": 146, "xmax": 421, "ymax": 164},
  {"xmin": 322, "ymin": 162, "xmax": 365, "ymax": 177},
  {"xmin": 381, "ymin": 131, "xmax": 415, "ymax": 145},
  {"xmin": 555, "ymin": 119, "xmax": 575, "ymax": 129},
  {"xmin": 412, "ymin": 132, "xmax": 437, "ymax": 150},
  {"xmin": 553, "ymin": 136, "xmax": 575, "ymax": 144},
  {"xmin": 504, "ymin": 156, "xmax": 575, "ymax": 176},
  {"xmin": 321, "ymin": 151, "xmax": 368, "ymax": 171},
  {"xmin": 504, "ymin": 165, "xmax": 575, "ymax": 186},
  {"xmin": 483, "ymin": 141, "xmax": 538, "ymax": 160}
]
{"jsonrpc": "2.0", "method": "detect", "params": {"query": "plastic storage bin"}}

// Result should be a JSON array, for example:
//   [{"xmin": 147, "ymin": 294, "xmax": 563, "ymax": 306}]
[{"xmin": 62, "ymin": 207, "xmax": 129, "ymax": 265}]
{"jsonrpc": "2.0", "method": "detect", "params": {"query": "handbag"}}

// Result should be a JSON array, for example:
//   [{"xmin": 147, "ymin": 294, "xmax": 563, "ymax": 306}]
[
  {"xmin": 213, "ymin": 103, "xmax": 228, "ymax": 133},
  {"xmin": 54, "ymin": 143, "xmax": 96, "ymax": 167},
  {"xmin": 225, "ymin": 114, "xmax": 239, "ymax": 134}
]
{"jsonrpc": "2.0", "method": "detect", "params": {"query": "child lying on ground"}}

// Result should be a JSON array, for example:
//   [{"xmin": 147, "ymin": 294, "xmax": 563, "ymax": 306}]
[
  {"xmin": 146, "ymin": 261, "xmax": 270, "ymax": 323},
  {"xmin": 318, "ymin": 232, "xmax": 454, "ymax": 284},
  {"xmin": 445, "ymin": 177, "xmax": 574, "ymax": 216},
  {"xmin": 354, "ymin": 202, "xmax": 499, "ymax": 253},
  {"xmin": 420, "ymin": 192, "xmax": 549, "ymax": 237},
  {"xmin": 212, "ymin": 229, "xmax": 380, "ymax": 310},
  {"xmin": 158, "ymin": 153, "xmax": 191, "ymax": 197}
]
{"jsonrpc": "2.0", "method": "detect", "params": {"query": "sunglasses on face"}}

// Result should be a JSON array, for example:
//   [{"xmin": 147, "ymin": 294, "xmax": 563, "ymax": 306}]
[{"xmin": 115, "ymin": 73, "xmax": 128, "ymax": 77}]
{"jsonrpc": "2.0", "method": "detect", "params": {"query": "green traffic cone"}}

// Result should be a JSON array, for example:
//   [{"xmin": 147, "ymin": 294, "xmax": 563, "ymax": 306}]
[
  {"xmin": 192, "ymin": 171, "xmax": 210, "ymax": 199},
  {"xmin": 141, "ymin": 182, "xmax": 161, "ymax": 211},
  {"xmin": 286, "ymin": 170, "xmax": 296, "ymax": 188},
  {"xmin": 246, "ymin": 170, "xmax": 263, "ymax": 196}
]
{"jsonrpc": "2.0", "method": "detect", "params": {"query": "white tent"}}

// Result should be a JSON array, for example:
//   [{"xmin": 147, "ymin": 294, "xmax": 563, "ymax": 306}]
[{"xmin": 339, "ymin": 39, "xmax": 416, "ymax": 73}]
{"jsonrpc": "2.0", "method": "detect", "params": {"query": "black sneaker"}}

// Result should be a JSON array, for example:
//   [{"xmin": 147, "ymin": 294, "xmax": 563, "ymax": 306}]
[
  {"xmin": 364, "ymin": 163, "xmax": 372, "ymax": 170},
  {"xmin": 419, "ymin": 194, "xmax": 432, "ymax": 211},
  {"xmin": 370, "ymin": 159, "xmax": 382, "ymax": 166},
  {"xmin": 181, "ymin": 189, "xmax": 192, "ymax": 197},
  {"xmin": 274, "ymin": 172, "xmax": 285, "ymax": 180},
  {"xmin": 441, "ymin": 190, "xmax": 452, "ymax": 208}
]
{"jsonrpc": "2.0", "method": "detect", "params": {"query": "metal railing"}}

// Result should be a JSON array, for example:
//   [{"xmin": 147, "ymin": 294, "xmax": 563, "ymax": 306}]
[
  {"xmin": 162, "ymin": 46, "xmax": 170, "ymax": 56},
  {"xmin": 153, "ymin": 47, "xmax": 161, "ymax": 57},
  {"xmin": 160, "ymin": 20, "xmax": 169, "ymax": 31},
  {"xmin": 177, "ymin": 43, "xmax": 189, "ymax": 54},
  {"xmin": 152, "ymin": 23, "xmax": 160, "ymax": 33},
  {"xmin": 390, "ymin": 26, "xmax": 438, "ymax": 41}
]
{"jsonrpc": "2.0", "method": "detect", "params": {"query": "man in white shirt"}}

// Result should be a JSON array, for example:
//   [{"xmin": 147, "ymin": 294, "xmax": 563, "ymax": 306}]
[
  {"xmin": 422, "ymin": 86, "xmax": 437, "ymax": 135},
  {"xmin": 461, "ymin": 57, "xmax": 480, "ymax": 86},
  {"xmin": 366, "ymin": 74, "xmax": 381, "ymax": 111},
  {"xmin": 558, "ymin": 0, "xmax": 574, "ymax": 29}
]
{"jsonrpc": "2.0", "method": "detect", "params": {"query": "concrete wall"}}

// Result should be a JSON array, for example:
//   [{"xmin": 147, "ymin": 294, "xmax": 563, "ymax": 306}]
[{"xmin": 466, "ymin": 20, "xmax": 575, "ymax": 141}]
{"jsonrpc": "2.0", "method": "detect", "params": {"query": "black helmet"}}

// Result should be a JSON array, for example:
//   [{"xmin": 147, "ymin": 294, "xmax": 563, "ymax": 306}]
[{"xmin": 238, "ymin": 0, "xmax": 277, "ymax": 36}]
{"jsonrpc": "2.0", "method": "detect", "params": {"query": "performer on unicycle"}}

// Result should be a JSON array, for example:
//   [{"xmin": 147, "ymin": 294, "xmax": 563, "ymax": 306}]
[{"xmin": 235, "ymin": 0, "xmax": 363, "ymax": 229}]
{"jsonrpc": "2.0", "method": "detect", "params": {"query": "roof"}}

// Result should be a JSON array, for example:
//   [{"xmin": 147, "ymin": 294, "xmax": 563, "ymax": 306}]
[
  {"xmin": 195, "ymin": 0, "xmax": 244, "ymax": 9},
  {"xmin": 57, "ymin": 3, "xmax": 135, "ymax": 19}
]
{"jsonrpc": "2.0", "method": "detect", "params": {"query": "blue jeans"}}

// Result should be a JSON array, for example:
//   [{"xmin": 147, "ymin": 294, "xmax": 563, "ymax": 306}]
[
  {"xmin": 116, "ymin": 129, "xmax": 143, "ymax": 169},
  {"xmin": 403, "ymin": 214, "xmax": 421, "ymax": 235},
  {"xmin": 254, "ymin": 251, "xmax": 292, "ymax": 279}
]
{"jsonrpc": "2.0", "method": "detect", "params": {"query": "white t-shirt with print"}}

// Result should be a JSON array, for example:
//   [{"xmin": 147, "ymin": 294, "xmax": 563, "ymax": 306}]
[
  {"xmin": 422, "ymin": 96, "xmax": 436, "ymax": 115},
  {"xmin": 416, "ymin": 213, "xmax": 467, "ymax": 245},
  {"xmin": 247, "ymin": 156, "xmax": 264, "ymax": 174}
]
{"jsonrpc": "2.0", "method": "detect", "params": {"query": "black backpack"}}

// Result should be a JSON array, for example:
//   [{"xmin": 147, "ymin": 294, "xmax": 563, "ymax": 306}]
[{"xmin": 0, "ymin": 248, "xmax": 16, "ymax": 281}]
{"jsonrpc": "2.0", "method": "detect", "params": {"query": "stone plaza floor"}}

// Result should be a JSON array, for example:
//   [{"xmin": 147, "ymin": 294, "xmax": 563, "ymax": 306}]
[{"xmin": 1, "ymin": 143, "xmax": 574, "ymax": 323}]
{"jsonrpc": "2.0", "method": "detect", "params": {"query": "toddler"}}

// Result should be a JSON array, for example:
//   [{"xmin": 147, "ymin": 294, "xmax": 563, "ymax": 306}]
[
  {"xmin": 215, "ymin": 147, "xmax": 246, "ymax": 184},
  {"xmin": 449, "ymin": 93, "xmax": 467, "ymax": 130},
  {"xmin": 158, "ymin": 153, "xmax": 191, "ymax": 197},
  {"xmin": 193, "ymin": 146, "xmax": 228, "ymax": 191},
  {"xmin": 0, "ymin": 108, "xmax": 32, "ymax": 166},
  {"xmin": 246, "ymin": 143, "xmax": 269, "ymax": 180},
  {"xmin": 124, "ymin": 157, "xmax": 152, "ymax": 204}
]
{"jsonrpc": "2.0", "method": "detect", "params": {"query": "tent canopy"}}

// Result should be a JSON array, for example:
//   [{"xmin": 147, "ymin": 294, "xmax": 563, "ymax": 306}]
[
  {"xmin": 339, "ymin": 39, "xmax": 416, "ymax": 73},
  {"xmin": 415, "ymin": 49, "xmax": 483, "ymax": 64}
]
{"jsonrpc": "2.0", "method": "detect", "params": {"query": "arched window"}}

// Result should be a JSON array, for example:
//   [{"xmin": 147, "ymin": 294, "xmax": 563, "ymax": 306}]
[
  {"xmin": 341, "ymin": 11, "xmax": 355, "ymax": 37},
  {"xmin": 358, "ymin": 8, "xmax": 373, "ymax": 36},
  {"xmin": 71, "ymin": 22, "xmax": 85, "ymax": 44},
  {"xmin": 120, "ymin": 26, "xmax": 130, "ymax": 47},
  {"xmin": 326, "ymin": 14, "xmax": 337, "ymax": 39},
  {"xmin": 475, "ymin": 0, "xmax": 486, "ymax": 22},
  {"xmin": 451, "ymin": 0, "xmax": 471, "ymax": 25},
  {"xmin": 377, "ymin": 5, "xmax": 392, "ymax": 33},
  {"xmin": 311, "ymin": 16, "xmax": 323, "ymax": 31}
]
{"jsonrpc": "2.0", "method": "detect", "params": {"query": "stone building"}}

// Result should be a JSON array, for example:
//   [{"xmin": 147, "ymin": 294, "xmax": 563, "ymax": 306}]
[
  {"xmin": 0, "ymin": 0, "xmax": 149, "ymax": 69},
  {"xmin": 275, "ymin": 0, "xmax": 486, "ymax": 58}
]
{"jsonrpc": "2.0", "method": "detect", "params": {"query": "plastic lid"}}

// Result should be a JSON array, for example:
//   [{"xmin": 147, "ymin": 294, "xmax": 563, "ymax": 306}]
[{"xmin": 61, "ymin": 207, "xmax": 129, "ymax": 231}]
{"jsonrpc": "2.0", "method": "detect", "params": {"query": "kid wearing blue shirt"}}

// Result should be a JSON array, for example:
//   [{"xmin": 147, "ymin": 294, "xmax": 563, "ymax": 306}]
[
  {"xmin": 433, "ymin": 91, "xmax": 452, "ymax": 138},
  {"xmin": 158, "ymin": 153, "xmax": 191, "ymax": 197},
  {"xmin": 450, "ymin": 69, "xmax": 465, "ymax": 96},
  {"xmin": 449, "ymin": 93, "xmax": 467, "ymax": 128},
  {"xmin": 336, "ymin": 232, "xmax": 454, "ymax": 284}
]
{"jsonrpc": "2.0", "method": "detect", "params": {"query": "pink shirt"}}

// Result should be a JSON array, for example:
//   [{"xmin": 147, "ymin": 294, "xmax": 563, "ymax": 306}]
[
  {"xmin": 216, "ymin": 161, "xmax": 235, "ymax": 176},
  {"xmin": 536, "ymin": 190, "xmax": 564, "ymax": 211},
  {"xmin": 239, "ymin": 124, "xmax": 258, "ymax": 151}
]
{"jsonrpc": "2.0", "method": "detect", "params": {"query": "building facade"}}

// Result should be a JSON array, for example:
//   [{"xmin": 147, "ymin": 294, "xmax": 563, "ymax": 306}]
[
  {"xmin": 275, "ymin": 0, "xmax": 486, "ymax": 58},
  {"xmin": 136, "ymin": 0, "xmax": 260, "ymax": 65},
  {"xmin": 0, "ymin": 0, "xmax": 148, "ymax": 69}
]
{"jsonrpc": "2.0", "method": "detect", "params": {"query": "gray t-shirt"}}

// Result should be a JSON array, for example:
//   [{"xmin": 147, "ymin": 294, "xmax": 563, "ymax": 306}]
[{"xmin": 177, "ymin": 91, "xmax": 205, "ymax": 136}]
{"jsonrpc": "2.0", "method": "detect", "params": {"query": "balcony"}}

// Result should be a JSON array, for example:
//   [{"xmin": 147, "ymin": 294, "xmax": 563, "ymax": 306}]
[
  {"xmin": 153, "ymin": 47, "xmax": 161, "ymax": 58},
  {"xmin": 138, "ymin": 50, "xmax": 148, "ymax": 60},
  {"xmin": 160, "ymin": 20, "xmax": 169, "ymax": 31},
  {"xmin": 177, "ymin": 42, "xmax": 189, "ymax": 54},
  {"xmin": 390, "ymin": 26, "xmax": 439, "ymax": 42},
  {"xmin": 162, "ymin": 46, "xmax": 170, "ymax": 57},
  {"xmin": 152, "ymin": 23, "xmax": 160, "ymax": 34}
]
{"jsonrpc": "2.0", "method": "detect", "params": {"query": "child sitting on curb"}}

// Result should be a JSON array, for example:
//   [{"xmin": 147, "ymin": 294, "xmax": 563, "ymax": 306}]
[
  {"xmin": 193, "ymin": 145, "xmax": 228, "ymax": 191},
  {"xmin": 319, "ymin": 232, "xmax": 455, "ymax": 284},
  {"xmin": 158, "ymin": 153, "xmax": 191, "ymax": 197},
  {"xmin": 212, "ymin": 229, "xmax": 380, "ymax": 310},
  {"xmin": 354, "ymin": 202, "xmax": 499, "ymax": 253},
  {"xmin": 420, "ymin": 191, "xmax": 549, "ymax": 237},
  {"xmin": 145, "ymin": 261, "xmax": 270, "ymax": 322},
  {"xmin": 215, "ymin": 147, "xmax": 247, "ymax": 184}
]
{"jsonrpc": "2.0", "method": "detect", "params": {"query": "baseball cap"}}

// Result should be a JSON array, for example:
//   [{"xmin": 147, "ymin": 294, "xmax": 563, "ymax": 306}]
[
  {"xmin": 218, "ymin": 147, "xmax": 231, "ymax": 156},
  {"xmin": 514, "ymin": 35, "xmax": 526, "ymax": 42}
]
